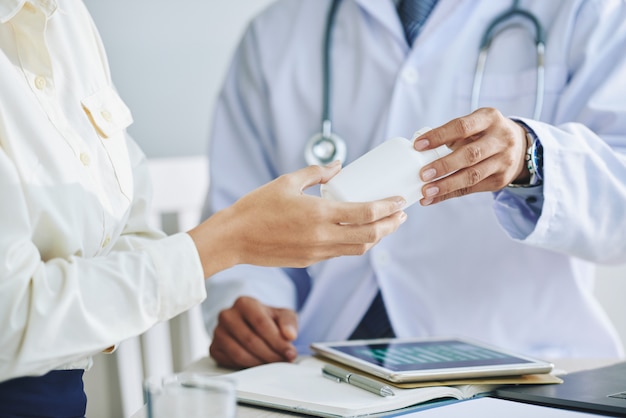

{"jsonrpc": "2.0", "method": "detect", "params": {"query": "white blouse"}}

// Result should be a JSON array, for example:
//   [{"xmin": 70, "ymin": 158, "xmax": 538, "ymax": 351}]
[{"xmin": 0, "ymin": 0, "xmax": 205, "ymax": 382}]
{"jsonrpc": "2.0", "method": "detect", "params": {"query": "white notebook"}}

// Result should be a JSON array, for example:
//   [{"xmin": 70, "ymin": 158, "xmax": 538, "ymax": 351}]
[{"xmin": 226, "ymin": 357, "xmax": 497, "ymax": 417}]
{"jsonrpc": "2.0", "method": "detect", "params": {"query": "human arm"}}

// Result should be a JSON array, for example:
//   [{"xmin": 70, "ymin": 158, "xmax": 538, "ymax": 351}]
[
  {"xmin": 189, "ymin": 162, "xmax": 407, "ymax": 278},
  {"xmin": 200, "ymin": 13, "xmax": 323, "ymax": 341},
  {"xmin": 0, "ymin": 0, "xmax": 209, "ymax": 381},
  {"xmin": 0, "ymin": 0, "xmax": 405, "ymax": 383},
  {"xmin": 0, "ymin": 138, "xmax": 206, "ymax": 381},
  {"xmin": 209, "ymin": 296, "xmax": 299, "ymax": 369},
  {"xmin": 410, "ymin": 2, "xmax": 626, "ymax": 263},
  {"xmin": 0, "ymin": 131, "xmax": 405, "ymax": 382},
  {"xmin": 413, "ymin": 107, "xmax": 530, "ymax": 204},
  {"xmin": 414, "ymin": 113, "xmax": 626, "ymax": 264}
]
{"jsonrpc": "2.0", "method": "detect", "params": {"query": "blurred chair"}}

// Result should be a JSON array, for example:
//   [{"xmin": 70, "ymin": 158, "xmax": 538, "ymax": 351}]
[
  {"xmin": 84, "ymin": 156, "xmax": 211, "ymax": 418},
  {"xmin": 141, "ymin": 154, "xmax": 212, "ymax": 374}
]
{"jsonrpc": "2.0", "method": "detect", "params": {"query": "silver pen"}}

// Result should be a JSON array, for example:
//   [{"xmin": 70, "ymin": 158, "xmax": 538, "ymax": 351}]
[{"xmin": 322, "ymin": 364, "xmax": 395, "ymax": 397}]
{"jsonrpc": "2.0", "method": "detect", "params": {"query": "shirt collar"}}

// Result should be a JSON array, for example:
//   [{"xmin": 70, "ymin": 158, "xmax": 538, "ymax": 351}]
[{"xmin": 0, "ymin": 0, "xmax": 57, "ymax": 23}]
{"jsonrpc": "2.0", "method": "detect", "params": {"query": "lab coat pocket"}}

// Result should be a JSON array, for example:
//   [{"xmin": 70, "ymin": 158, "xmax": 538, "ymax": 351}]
[
  {"xmin": 81, "ymin": 87, "xmax": 134, "ymax": 200},
  {"xmin": 455, "ymin": 66, "xmax": 568, "ymax": 121}
]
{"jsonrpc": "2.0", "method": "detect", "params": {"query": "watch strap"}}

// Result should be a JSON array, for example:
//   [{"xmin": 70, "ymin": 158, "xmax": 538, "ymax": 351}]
[{"xmin": 509, "ymin": 125, "xmax": 543, "ymax": 188}]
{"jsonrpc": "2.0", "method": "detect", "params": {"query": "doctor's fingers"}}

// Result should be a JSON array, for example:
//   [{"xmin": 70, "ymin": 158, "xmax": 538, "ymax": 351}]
[
  {"xmin": 275, "ymin": 310, "xmax": 299, "ymax": 341},
  {"xmin": 419, "ymin": 156, "xmax": 515, "ymax": 205},
  {"xmin": 418, "ymin": 123, "xmax": 526, "ymax": 197},
  {"xmin": 211, "ymin": 322, "xmax": 294, "ymax": 369},
  {"xmin": 210, "ymin": 330, "xmax": 265, "ymax": 369},
  {"xmin": 414, "ymin": 107, "xmax": 508, "ymax": 151},
  {"xmin": 211, "ymin": 301, "xmax": 295, "ymax": 368}
]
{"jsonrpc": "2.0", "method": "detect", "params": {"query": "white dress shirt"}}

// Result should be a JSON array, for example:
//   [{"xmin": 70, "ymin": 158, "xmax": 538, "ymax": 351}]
[
  {"xmin": 0, "ymin": 0, "xmax": 205, "ymax": 382},
  {"xmin": 202, "ymin": 0, "xmax": 626, "ymax": 358}
]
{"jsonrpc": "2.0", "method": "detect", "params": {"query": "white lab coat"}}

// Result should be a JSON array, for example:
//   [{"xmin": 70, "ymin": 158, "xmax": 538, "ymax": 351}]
[{"xmin": 202, "ymin": 0, "xmax": 626, "ymax": 358}]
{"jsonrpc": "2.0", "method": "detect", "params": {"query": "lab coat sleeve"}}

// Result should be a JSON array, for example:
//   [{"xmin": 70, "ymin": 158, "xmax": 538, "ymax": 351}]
[
  {"xmin": 201, "ymin": 21, "xmax": 298, "ymax": 336},
  {"xmin": 493, "ymin": 2, "xmax": 626, "ymax": 264},
  {"xmin": 0, "ymin": 135, "xmax": 205, "ymax": 382}
]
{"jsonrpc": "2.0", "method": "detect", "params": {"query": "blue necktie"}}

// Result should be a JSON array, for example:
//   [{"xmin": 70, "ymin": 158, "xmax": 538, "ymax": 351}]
[
  {"xmin": 398, "ymin": 0, "xmax": 438, "ymax": 46},
  {"xmin": 349, "ymin": 291, "xmax": 395, "ymax": 340}
]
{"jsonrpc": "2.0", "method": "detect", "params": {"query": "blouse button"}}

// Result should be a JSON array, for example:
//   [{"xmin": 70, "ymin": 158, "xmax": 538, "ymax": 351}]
[
  {"xmin": 80, "ymin": 152, "xmax": 91, "ymax": 166},
  {"xmin": 101, "ymin": 110, "xmax": 112, "ymax": 122},
  {"xmin": 34, "ymin": 76, "xmax": 46, "ymax": 90}
]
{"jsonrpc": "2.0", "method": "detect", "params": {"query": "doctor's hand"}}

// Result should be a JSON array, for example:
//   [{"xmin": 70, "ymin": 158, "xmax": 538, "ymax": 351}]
[
  {"xmin": 209, "ymin": 296, "xmax": 299, "ymax": 369},
  {"xmin": 188, "ymin": 162, "xmax": 407, "ymax": 278},
  {"xmin": 413, "ymin": 107, "xmax": 531, "ymax": 205}
]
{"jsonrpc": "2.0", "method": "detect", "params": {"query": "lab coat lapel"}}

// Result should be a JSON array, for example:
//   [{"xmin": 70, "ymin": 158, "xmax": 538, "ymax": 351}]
[
  {"xmin": 352, "ymin": 0, "xmax": 463, "ymax": 49},
  {"xmin": 352, "ymin": 0, "xmax": 406, "ymax": 44}
]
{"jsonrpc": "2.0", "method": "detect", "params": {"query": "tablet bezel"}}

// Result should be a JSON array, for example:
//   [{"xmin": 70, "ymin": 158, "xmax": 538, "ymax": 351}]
[{"xmin": 310, "ymin": 337, "xmax": 554, "ymax": 383}]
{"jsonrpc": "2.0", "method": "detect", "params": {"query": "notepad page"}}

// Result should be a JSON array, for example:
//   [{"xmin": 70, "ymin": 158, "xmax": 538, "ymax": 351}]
[{"xmin": 227, "ymin": 359, "xmax": 469, "ymax": 417}]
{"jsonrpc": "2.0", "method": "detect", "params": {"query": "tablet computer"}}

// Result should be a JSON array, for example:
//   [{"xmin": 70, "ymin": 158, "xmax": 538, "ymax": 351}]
[{"xmin": 310, "ymin": 337, "xmax": 554, "ymax": 383}]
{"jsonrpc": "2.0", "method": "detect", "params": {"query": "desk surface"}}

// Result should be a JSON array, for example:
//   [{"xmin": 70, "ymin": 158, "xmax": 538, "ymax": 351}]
[{"xmin": 131, "ymin": 357, "xmax": 621, "ymax": 418}]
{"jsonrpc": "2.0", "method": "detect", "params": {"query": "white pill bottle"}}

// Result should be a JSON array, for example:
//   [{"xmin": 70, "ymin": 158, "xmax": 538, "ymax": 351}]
[{"xmin": 320, "ymin": 128, "xmax": 451, "ymax": 207}]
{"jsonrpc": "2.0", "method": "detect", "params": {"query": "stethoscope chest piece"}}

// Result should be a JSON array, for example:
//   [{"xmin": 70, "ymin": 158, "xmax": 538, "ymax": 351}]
[
  {"xmin": 304, "ymin": 0, "xmax": 347, "ymax": 167},
  {"xmin": 305, "ymin": 132, "xmax": 347, "ymax": 166}
]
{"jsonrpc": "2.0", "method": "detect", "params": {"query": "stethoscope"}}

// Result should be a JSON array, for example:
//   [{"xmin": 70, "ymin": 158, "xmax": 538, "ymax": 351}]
[
  {"xmin": 304, "ymin": 0, "xmax": 346, "ymax": 166},
  {"xmin": 472, "ymin": 0, "xmax": 545, "ymax": 120},
  {"xmin": 304, "ymin": 0, "xmax": 545, "ymax": 166}
]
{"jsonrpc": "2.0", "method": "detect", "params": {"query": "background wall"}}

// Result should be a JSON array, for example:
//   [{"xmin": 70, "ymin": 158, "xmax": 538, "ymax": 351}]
[
  {"xmin": 594, "ymin": 265, "xmax": 626, "ymax": 354},
  {"xmin": 84, "ymin": 0, "xmax": 275, "ymax": 158}
]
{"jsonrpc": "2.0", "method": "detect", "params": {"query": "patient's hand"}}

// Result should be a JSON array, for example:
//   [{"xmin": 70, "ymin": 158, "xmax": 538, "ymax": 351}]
[{"xmin": 209, "ymin": 296, "xmax": 298, "ymax": 369}]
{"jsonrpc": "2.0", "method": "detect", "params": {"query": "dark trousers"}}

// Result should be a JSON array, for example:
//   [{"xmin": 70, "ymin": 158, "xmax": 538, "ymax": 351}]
[{"xmin": 0, "ymin": 370, "xmax": 86, "ymax": 418}]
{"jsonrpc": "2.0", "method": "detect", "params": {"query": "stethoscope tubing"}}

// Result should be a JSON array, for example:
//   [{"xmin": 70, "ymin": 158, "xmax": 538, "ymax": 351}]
[
  {"xmin": 305, "ymin": 0, "xmax": 347, "ymax": 166},
  {"xmin": 322, "ymin": 0, "xmax": 341, "ymax": 137},
  {"xmin": 471, "ymin": 2, "xmax": 545, "ymax": 119},
  {"xmin": 307, "ymin": 0, "xmax": 546, "ymax": 166}
]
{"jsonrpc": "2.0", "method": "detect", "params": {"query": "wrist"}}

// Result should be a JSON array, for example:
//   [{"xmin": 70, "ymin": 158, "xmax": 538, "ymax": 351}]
[
  {"xmin": 509, "ymin": 123, "xmax": 543, "ymax": 188},
  {"xmin": 188, "ymin": 208, "xmax": 240, "ymax": 278}
]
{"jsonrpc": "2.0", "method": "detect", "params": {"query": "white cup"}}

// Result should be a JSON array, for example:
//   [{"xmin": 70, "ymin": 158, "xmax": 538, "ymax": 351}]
[{"xmin": 143, "ymin": 373, "xmax": 236, "ymax": 418}]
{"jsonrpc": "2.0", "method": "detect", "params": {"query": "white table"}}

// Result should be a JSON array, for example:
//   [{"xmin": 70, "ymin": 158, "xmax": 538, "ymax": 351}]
[{"xmin": 131, "ymin": 357, "xmax": 621, "ymax": 418}]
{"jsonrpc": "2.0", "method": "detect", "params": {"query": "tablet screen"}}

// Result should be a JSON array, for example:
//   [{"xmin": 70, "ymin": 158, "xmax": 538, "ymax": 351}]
[{"xmin": 329, "ymin": 339, "xmax": 531, "ymax": 372}]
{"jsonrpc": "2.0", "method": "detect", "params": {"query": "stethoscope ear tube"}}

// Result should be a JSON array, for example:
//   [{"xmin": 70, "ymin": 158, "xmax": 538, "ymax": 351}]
[{"xmin": 471, "ymin": 2, "xmax": 545, "ymax": 120}]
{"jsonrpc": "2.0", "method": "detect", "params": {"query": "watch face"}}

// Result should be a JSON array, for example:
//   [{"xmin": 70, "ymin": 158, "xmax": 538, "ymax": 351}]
[
  {"xmin": 513, "ymin": 132, "xmax": 542, "ymax": 187},
  {"xmin": 532, "ymin": 139, "xmax": 544, "ymax": 181}
]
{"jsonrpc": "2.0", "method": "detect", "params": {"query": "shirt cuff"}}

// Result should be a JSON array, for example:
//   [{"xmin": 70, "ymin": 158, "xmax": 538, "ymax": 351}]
[
  {"xmin": 144, "ymin": 232, "xmax": 206, "ymax": 321},
  {"xmin": 493, "ymin": 186, "xmax": 545, "ymax": 240}
]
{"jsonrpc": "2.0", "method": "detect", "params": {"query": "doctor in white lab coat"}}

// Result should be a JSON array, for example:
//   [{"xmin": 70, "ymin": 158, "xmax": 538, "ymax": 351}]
[{"xmin": 202, "ymin": 0, "xmax": 626, "ymax": 368}]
